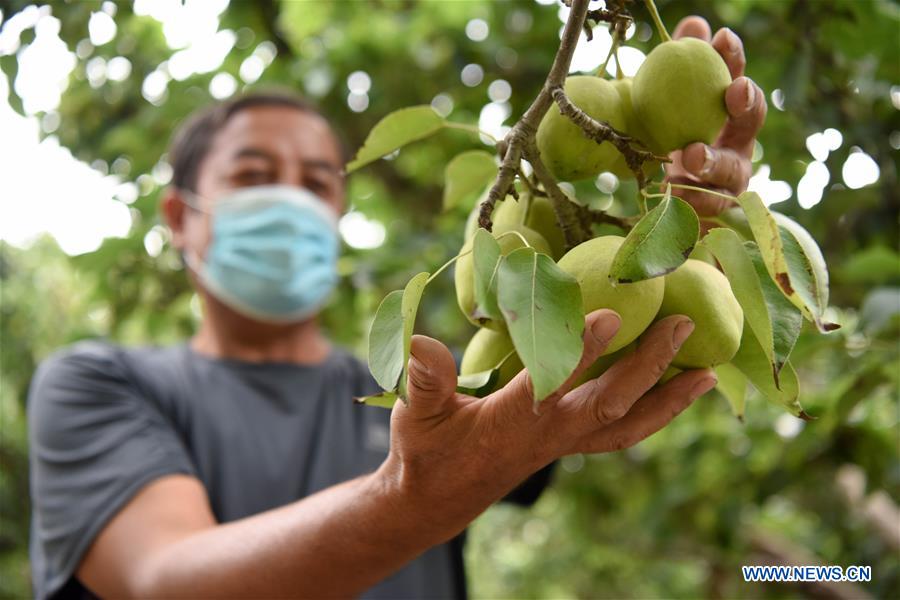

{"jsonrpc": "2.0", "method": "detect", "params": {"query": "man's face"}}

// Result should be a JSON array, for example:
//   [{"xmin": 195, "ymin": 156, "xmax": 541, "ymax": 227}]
[{"xmin": 179, "ymin": 105, "xmax": 345, "ymax": 260}]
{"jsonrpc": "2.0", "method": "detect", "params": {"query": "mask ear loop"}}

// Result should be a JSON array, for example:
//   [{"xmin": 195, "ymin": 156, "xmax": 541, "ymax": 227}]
[
  {"xmin": 177, "ymin": 188, "xmax": 214, "ymax": 215},
  {"xmin": 176, "ymin": 188, "xmax": 214, "ymax": 273}
]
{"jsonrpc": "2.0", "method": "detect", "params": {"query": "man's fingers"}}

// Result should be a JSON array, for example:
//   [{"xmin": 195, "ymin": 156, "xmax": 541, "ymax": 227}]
[
  {"xmin": 672, "ymin": 16, "xmax": 711, "ymax": 41},
  {"xmin": 574, "ymin": 369, "xmax": 716, "ymax": 454},
  {"xmin": 665, "ymin": 151, "xmax": 734, "ymax": 216},
  {"xmin": 404, "ymin": 335, "xmax": 459, "ymax": 420},
  {"xmin": 711, "ymin": 27, "xmax": 745, "ymax": 79},
  {"xmin": 681, "ymin": 144, "xmax": 751, "ymax": 193},
  {"xmin": 497, "ymin": 309, "xmax": 621, "ymax": 412},
  {"xmin": 559, "ymin": 315, "xmax": 694, "ymax": 430},
  {"xmin": 719, "ymin": 77, "xmax": 767, "ymax": 152}
]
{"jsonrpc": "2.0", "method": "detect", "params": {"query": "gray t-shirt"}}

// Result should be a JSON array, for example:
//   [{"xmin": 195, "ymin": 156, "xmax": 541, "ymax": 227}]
[{"xmin": 27, "ymin": 341, "xmax": 467, "ymax": 600}]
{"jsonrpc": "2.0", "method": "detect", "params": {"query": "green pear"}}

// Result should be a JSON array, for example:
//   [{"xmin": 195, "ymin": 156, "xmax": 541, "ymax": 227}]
[
  {"xmin": 632, "ymin": 38, "xmax": 731, "ymax": 153},
  {"xmin": 656, "ymin": 259, "xmax": 743, "ymax": 368},
  {"xmin": 536, "ymin": 76, "xmax": 628, "ymax": 182},
  {"xmin": 658, "ymin": 365, "xmax": 682, "ymax": 385},
  {"xmin": 688, "ymin": 242, "xmax": 718, "ymax": 266},
  {"xmin": 609, "ymin": 78, "xmax": 661, "ymax": 180},
  {"xmin": 460, "ymin": 328, "xmax": 524, "ymax": 391},
  {"xmin": 455, "ymin": 226, "xmax": 552, "ymax": 330},
  {"xmin": 557, "ymin": 236, "xmax": 665, "ymax": 354},
  {"xmin": 493, "ymin": 194, "xmax": 566, "ymax": 260}
]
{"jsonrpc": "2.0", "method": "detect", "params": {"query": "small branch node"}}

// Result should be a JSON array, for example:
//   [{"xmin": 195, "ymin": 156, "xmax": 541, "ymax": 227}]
[{"xmin": 551, "ymin": 87, "xmax": 669, "ymax": 190}]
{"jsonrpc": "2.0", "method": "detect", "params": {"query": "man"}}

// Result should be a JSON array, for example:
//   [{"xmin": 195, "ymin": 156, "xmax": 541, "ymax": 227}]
[{"xmin": 28, "ymin": 17, "xmax": 765, "ymax": 599}]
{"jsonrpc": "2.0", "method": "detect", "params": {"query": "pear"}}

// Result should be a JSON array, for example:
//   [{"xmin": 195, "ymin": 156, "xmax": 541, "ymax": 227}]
[
  {"xmin": 656, "ymin": 259, "xmax": 743, "ymax": 368},
  {"xmin": 536, "ymin": 76, "xmax": 628, "ymax": 182},
  {"xmin": 493, "ymin": 194, "xmax": 566, "ymax": 260},
  {"xmin": 460, "ymin": 328, "xmax": 524, "ymax": 392},
  {"xmin": 632, "ymin": 38, "xmax": 731, "ymax": 153},
  {"xmin": 609, "ymin": 77, "xmax": 661, "ymax": 180},
  {"xmin": 455, "ymin": 226, "xmax": 552, "ymax": 330},
  {"xmin": 557, "ymin": 235, "xmax": 665, "ymax": 354}
]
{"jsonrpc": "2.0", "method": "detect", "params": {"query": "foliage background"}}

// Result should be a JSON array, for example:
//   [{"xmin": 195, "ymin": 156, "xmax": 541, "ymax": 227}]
[{"xmin": 1, "ymin": 0, "xmax": 898, "ymax": 598}]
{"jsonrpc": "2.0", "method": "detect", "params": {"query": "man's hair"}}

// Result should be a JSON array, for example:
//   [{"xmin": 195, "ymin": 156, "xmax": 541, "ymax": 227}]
[{"xmin": 167, "ymin": 89, "xmax": 341, "ymax": 192}]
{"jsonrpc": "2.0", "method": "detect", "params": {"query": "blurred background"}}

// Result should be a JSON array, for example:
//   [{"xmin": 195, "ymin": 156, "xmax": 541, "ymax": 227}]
[{"xmin": 0, "ymin": 0, "xmax": 897, "ymax": 598}]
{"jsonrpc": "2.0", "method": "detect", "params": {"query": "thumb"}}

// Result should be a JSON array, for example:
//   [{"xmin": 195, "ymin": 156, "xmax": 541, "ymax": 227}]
[{"xmin": 405, "ymin": 334, "xmax": 458, "ymax": 419}]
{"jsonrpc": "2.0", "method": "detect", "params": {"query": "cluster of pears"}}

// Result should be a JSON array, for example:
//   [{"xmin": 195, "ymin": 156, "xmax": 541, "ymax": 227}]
[
  {"xmin": 536, "ymin": 38, "xmax": 732, "ymax": 182},
  {"xmin": 456, "ymin": 38, "xmax": 738, "ymax": 392},
  {"xmin": 456, "ymin": 198, "xmax": 744, "ymax": 392}
]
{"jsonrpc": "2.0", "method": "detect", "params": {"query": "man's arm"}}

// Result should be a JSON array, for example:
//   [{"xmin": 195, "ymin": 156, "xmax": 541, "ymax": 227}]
[
  {"xmin": 77, "ymin": 472, "xmax": 444, "ymax": 599},
  {"xmin": 77, "ymin": 313, "xmax": 702, "ymax": 599}
]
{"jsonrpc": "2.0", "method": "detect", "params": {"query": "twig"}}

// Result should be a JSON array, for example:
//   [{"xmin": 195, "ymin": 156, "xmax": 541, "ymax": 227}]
[
  {"xmin": 581, "ymin": 206, "xmax": 632, "ymax": 229},
  {"xmin": 524, "ymin": 142, "xmax": 592, "ymax": 248},
  {"xmin": 517, "ymin": 168, "xmax": 540, "ymax": 196},
  {"xmin": 478, "ymin": 143, "xmax": 521, "ymax": 229},
  {"xmin": 478, "ymin": 0, "xmax": 591, "ymax": 232},
  {"xmin": 551, "ymin": 87, "xmax": 669, "ymax": 189}
]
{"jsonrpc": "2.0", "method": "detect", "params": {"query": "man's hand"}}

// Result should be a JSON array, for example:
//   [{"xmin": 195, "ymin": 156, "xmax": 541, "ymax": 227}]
[
  {"xmin": 664, "ymin": 17, "xmax": 768, "ymax": 216},
  {"xmin": 380, "ymin": 310, "xmax": 716, "ymax": 535}
]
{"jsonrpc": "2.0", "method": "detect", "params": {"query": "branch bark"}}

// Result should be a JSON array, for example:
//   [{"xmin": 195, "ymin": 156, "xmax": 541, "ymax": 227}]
[
  {"xmin": 478, "ymin": 0, "xmax": 591, "ymax": 245},
  {"xmin": 551, "ymin": 87, "xmax": 668, "ymax": 189}
]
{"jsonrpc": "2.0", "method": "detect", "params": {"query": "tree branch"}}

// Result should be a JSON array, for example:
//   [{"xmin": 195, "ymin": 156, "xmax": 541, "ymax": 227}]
[
  {"xmin": 478, "ymin": 0, "xmax": 591, "ymax": 233},
  {"xmin": 523, "ymin": 143, "xmax": 592, "ymax": 248},
  {"xmin": 581, "ymin": 205, "xmax": 632, "ymax": 229},
  {"xmin": 551, "ymin": 87, "xmax": 669, "ymax": 189}
]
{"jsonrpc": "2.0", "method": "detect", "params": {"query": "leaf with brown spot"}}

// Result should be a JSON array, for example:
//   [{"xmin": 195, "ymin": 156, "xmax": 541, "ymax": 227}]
[{"xmin": 735, "ymin": 192, "xmax": 836, "ymax": 332}]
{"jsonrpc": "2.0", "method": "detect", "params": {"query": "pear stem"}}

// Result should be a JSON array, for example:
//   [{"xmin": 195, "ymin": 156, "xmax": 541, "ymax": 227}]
[
  {"xmin": 648, "ymin": 182, "xmax": 739, "ymax": 202},
  {"xmin": 644, "ymin": 0, "xmax": 672, "ymax": 42},
  {"xmin": 643, "ymin": 0, "xmax": 671, "ymax": 42},
  {"xmin": 427, "ymin": 252, "xmax": 466, "ymax": 284}
]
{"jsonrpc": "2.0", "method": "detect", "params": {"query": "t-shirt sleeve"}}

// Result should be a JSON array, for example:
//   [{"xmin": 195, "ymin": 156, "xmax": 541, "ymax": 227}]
[
  {"xmin": 501, "ymin": 461, "xmax": 557, "ymax": 507},
  {"xmin": 28, "ymin": 342, "xmax": 196, "ymax": 600}
]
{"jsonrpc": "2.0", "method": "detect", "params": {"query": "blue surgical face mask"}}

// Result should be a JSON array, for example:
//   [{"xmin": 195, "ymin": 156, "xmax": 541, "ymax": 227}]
[{"xmin": 180, "ymin": 184, "xmax": 340, "ymax": 324}]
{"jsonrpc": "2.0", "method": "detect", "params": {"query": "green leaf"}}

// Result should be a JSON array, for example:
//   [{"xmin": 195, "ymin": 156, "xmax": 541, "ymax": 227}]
[
  {"xmin": 443, "ymin": 150, "xmax": 497, "ymax": 211},
  {"xmin": 744, "ymin": 242, "xmax": 803, "ymax": 379},
  {"xmin": 346, "ymin": 106, "xmax": 446, "ymax": 173},
  {"xmin": 703, "ymin": 228, "xmax": 802, "ymax": 380},
  {"xmin": 354, "ymin": 391, "xmax": 399, "ymax": 409},
  {"xmin": 837, "ymin": 245, "xmax": 900, "ymax": 285},
  {"xmin": 859, "ymin": 287, "xmax": 900, "ymax": 336},
  {"xmin": 367, "ymin": 290, "xmax": 404, "ymax": 391},
  {"xmin": 457, "ymin": 348, "xmax": 516, "ymax": 397},
  {"xmin": 609, "ymin": 189, "xmax": 699, "ymax": 284},
  {"xmin": 731, "ymin": 322, "xmax": 808, "ymax": 419},
  {"xmin": 497, "ymin": 248, "xmax": 584, "ymax": 402},
  {"xmin": 471, "ymin": 228, "xmax": 503, "ymax": 325},
  {"xmin": 366, "ymin": 272, "xmax": 429, "ymax": 396},
  {"xmin": 399, "ymin": 272, "xmax": 430, "ymax": 400},
  {"xmin": 278, "ymin": 1, "xmax": 334, "ymax": 49},
  {"xmin": 735, "ymin": 191, "xmax": 835, "ymax": 331},
  {"xmin": 714, "ymin": 363, "xmax": 748, "ymax": 421},
  {"xmin": 773, "ymin": 212, "xmax": 832, "ymax": 323},
  {"xmin": 457, "ymin": 368, "xmax": 500, "ymax": 396},
  {"xmin": 716, "ymin": 207, "xmax": 753, "ymax": 240}
]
